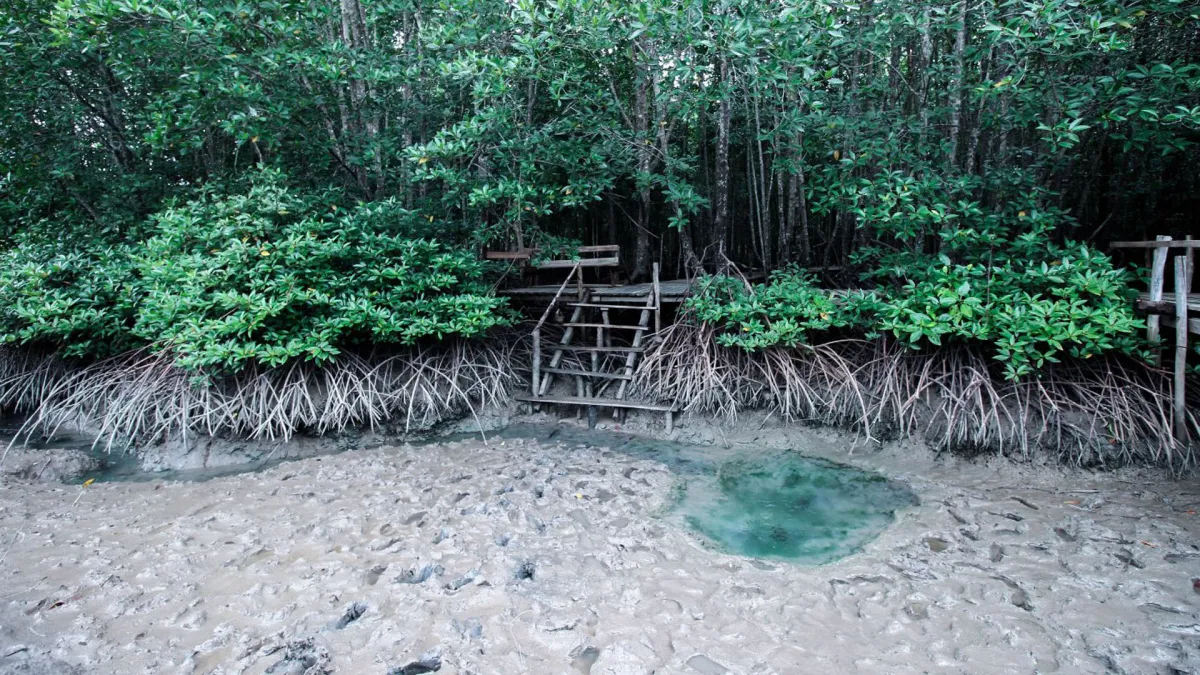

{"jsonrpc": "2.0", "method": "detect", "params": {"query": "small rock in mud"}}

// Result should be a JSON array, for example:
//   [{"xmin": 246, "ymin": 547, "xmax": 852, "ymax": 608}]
[
  {"xmin": 1054, "ymin": 527, "xmax": 1076, "ymax": 542},
  {"xmin": 404, "ymin": 511, "xmax": 427, "ymax": 525}
]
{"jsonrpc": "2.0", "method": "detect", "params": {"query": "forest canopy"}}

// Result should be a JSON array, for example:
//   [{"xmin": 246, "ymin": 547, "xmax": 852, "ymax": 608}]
[{"xmin": 0, "ymin": 0, "xmax": 1197, "ymax": 374}]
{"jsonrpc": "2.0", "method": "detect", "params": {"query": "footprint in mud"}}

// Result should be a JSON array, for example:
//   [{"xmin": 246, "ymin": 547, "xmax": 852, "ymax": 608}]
[
  {"xmin": 364, "ymin": 564, "xmax": 388, "ymax": 586},
  {"xmin": 570, "ymin": 645, "xmax": 601, "ymax": 674},
  {"xmin": 330, "ymin": 602, "xmax": 368, "ymax": 630},
  {"xmin": 395, "ymin": 564, "xmax": 442, "ymax": 585},
  {"xmin": 388, "ymin": 650, "xmax": 442, "ymax": 675}
]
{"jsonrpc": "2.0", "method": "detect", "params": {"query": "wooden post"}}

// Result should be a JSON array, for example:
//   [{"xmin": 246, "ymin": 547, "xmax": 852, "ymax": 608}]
[
  {"xmin": 1175, "ymin": 255, "xmax": 1190, "ymax": 442},
  {"xmin": 652, "ymin": 262, "xmax": 662, "ymax": 335},
  {"xmin": 1148, "ymin": 235, "xmax": 1171, "ymax": 364},
  {"xmin": 531, "ymin": 328, "xmax": 541, "ymax": 398},
  {"xmin": 1187, "ymin": 235, "xmax": 1195, "ymax": 292}
]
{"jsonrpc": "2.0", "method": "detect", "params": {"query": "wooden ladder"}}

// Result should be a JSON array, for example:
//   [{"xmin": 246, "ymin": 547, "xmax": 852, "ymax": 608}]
[{"xmin": 519, "ymin": 263, "xmax": 679, "ymax": 431}]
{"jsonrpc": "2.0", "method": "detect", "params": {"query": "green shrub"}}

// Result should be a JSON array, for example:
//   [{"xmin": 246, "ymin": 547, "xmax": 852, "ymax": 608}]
[
  {"xmin": 685, "ymin": 269, "xmax": 851, "ymax": 350},
  {"xmin": 133, "ymin": 176, "xmax": 513, "ymax": 372},
  {"xmin": 862, "ymin": 242, "xmax": 1146, "ymax": 379},
  {"xmin": 0, "ymin": 242, "xmax": 140, "ymax": 358}
]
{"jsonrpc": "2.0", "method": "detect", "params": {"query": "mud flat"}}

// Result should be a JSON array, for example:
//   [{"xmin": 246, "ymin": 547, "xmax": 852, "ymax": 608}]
[{"xmin": 1, "ymin": 422, "xmax": 1198, "ymax": 674}]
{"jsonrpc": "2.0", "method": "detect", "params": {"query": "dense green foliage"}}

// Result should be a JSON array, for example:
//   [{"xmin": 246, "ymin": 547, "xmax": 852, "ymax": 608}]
[
  {"xmin": 687, "ymin": 270, "xmax": 851, "ymax": 350},
  {"xmin": 691, "ymin": 231, "xmax": 1145, "ymax": 379},
  {"xmin": 1, "ymin": 0, "xmax": 1196, "ymax": 375},
  {"xmin": 0, "ymin": 174, "xmax": 510, "ymax": 371}
]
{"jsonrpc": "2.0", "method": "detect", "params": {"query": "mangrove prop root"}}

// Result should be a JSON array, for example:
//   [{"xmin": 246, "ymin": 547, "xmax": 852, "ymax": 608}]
[{"xmin": 632, "ymin": 322, "xmax": 1197, "ymax": 468}]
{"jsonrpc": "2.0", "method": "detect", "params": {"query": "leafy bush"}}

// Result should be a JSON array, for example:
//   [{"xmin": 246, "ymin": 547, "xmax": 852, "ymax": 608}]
[
  {"xmin": 685, "ymin": 269, "xmax": 851, "ymax": 350},
  {"xmin": 863, "ymin": 243, "xmax": 1145, "ymax": 379},
  {"xmin": 686, "ymin": 210, "xmax": 1145, "ymax": 380},
  {"xmin": 133, "ymin": 176, "xmax": 513, "ymax": 372},
  {"xmin": 0, "ymin": 174, "xmax": 513, "ymax": 373},
  {"xmin": 0, "ymin": 242, "xmax": 140, "ymax": 358}
]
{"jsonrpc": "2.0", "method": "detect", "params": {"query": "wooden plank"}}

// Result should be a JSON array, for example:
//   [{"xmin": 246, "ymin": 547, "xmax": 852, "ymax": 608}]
[
  {"xmin": 562, "ymin": 322, "xmax": 648, "ymax": 330},
  {"xmin": 565, "ymin": 302, "xmax": 651, "ymax": 310},
  {"xmin": 503, "ymin": 284, "xmax": 621, "ymax": 295},
  {"xmin": 553, "ymin": 345, "xmax": 645, "ymax": 353},
  {"xmin": 1160, "ymin": 316, "xmax": 1200, "ymax": 335},
  {"xmin": 1138, "ymin": 297, "xmax": 1200, "ymax": 314},
  {"xmin": 576, "ymin": 245, "xmax": 621, "ymax": 253},
  {"xmin": 539, "ymin": 304, "xmax": 585, "ymax": 397},
  {"xmin": 535, "ymin": 256, "xmax": 620, "ymax": 269},
  {"xmin": 1108, "ymin": 242, "xmax": 1200, "ymax": 251},
  {"xmin": 514, "ymin": 394, "xmax": 679, "ymax": 412},
  {"xmin": 485, "ymin": 250, "xmax": 534, "ymax": 260},
  {"xmin": 1175, "ymin": 255, "xmax": 1189, "ymax": 442},
  {"xmin": 614, "ymin": 287, "xmax": 655, "ymax": 407}
]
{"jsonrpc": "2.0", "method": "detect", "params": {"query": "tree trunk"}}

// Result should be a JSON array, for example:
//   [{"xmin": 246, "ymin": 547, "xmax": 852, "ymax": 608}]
[
  {"xmin": 633, "ymin": 58, "xmax": 652, "ymax": 282},
  {"xmin": 918, "ymin": 7, "xmax": 933, "ymax": 147},
  {"xmin": 947, "ymin": 0, "xmax": 967, "ymax": 167},
  {"xmin": 713, "ymin": 55, "xmax": 731, "ymax": 269}
]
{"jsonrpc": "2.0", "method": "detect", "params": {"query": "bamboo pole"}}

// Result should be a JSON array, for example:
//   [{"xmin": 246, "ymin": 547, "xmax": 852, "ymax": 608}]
[
  {"xmin": 1148, "ymin": 235, "xmax": 1171, "ymax": 364},
  {"xmin": 652, "ymin": 262, "xmax": 662, "ymax": 335},
  {"xmin": 1174, "ymin": 255, "xmax": 1190, "ymax": 442}
]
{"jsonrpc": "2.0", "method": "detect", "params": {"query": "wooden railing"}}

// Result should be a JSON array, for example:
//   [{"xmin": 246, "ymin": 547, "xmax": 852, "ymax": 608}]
[{"xmin": 1111, "ymin": 236, "xmax": 1195, "ymax": 440}]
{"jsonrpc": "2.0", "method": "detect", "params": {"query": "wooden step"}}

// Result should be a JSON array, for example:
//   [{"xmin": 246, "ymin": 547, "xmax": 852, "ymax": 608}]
[
  {"xmin": 514, "ymin": 394, "xmax": 678, "ymax": 412},
  {"xmin": 561, "ymin": 323, "xmax": 648, "ymax": 330},
  {"xmin": 542, "ymin": 367, "xmax": 633, "ymax": 380},
  {"xmin": 565, "ymin": 302, "xmax": 655, "ymax": 310},
  {"xmin": 551, "ymin": 345, "xmax": 645, "ymax": 353}
]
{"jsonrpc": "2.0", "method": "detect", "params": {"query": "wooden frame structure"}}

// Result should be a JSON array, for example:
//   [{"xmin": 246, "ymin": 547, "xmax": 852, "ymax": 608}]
[
  {"xmin": 509, "ymin": 251, "xmax": 680, "ymax": 431},
  {"xmin": 1111, "ymin": 236, "xmax": 1196, "ymax": 441}
]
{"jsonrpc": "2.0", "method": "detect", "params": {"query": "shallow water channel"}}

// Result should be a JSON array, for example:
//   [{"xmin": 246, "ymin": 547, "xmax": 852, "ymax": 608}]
[{"xmin": 3, "ymin": 421, "xmax": 916, "ymax": 564}]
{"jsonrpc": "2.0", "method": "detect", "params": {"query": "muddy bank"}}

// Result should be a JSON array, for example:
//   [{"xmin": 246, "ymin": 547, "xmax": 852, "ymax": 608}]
[{"xmin": 1, "ymin": 421, "xmax": 1198, "ymax": 674}]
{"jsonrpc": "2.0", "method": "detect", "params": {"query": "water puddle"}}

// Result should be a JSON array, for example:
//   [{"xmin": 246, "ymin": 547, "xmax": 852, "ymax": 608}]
[
  {"xmin": 673, "ymin": 454, "xmax": 916, "ymax": 563},
  {"xmin": 470, "ymin": 425, "xmax": 918, "ymax": 564}
]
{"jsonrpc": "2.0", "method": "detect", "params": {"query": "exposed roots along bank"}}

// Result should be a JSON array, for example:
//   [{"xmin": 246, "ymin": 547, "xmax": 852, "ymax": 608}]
[
  {"xmin": 631, "ymin": 322, "xmax": 1197, "ymax": 467},
  {"xmin": 2, "ymin": 329, "xmax": 1194, "ymax": 467},
  {"xmin": 2, "ymin": 341, "xmax": 521, "ymax": 448}
]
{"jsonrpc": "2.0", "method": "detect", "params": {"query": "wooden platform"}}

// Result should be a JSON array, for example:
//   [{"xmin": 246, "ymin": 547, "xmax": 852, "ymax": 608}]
[
  {"xmin": 514, "ymin": 394, "xmax": 680, "ymax": 431},
  {"xmin": 504, "ymin": 279, "xmax": 694, "ymax": 303}
]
